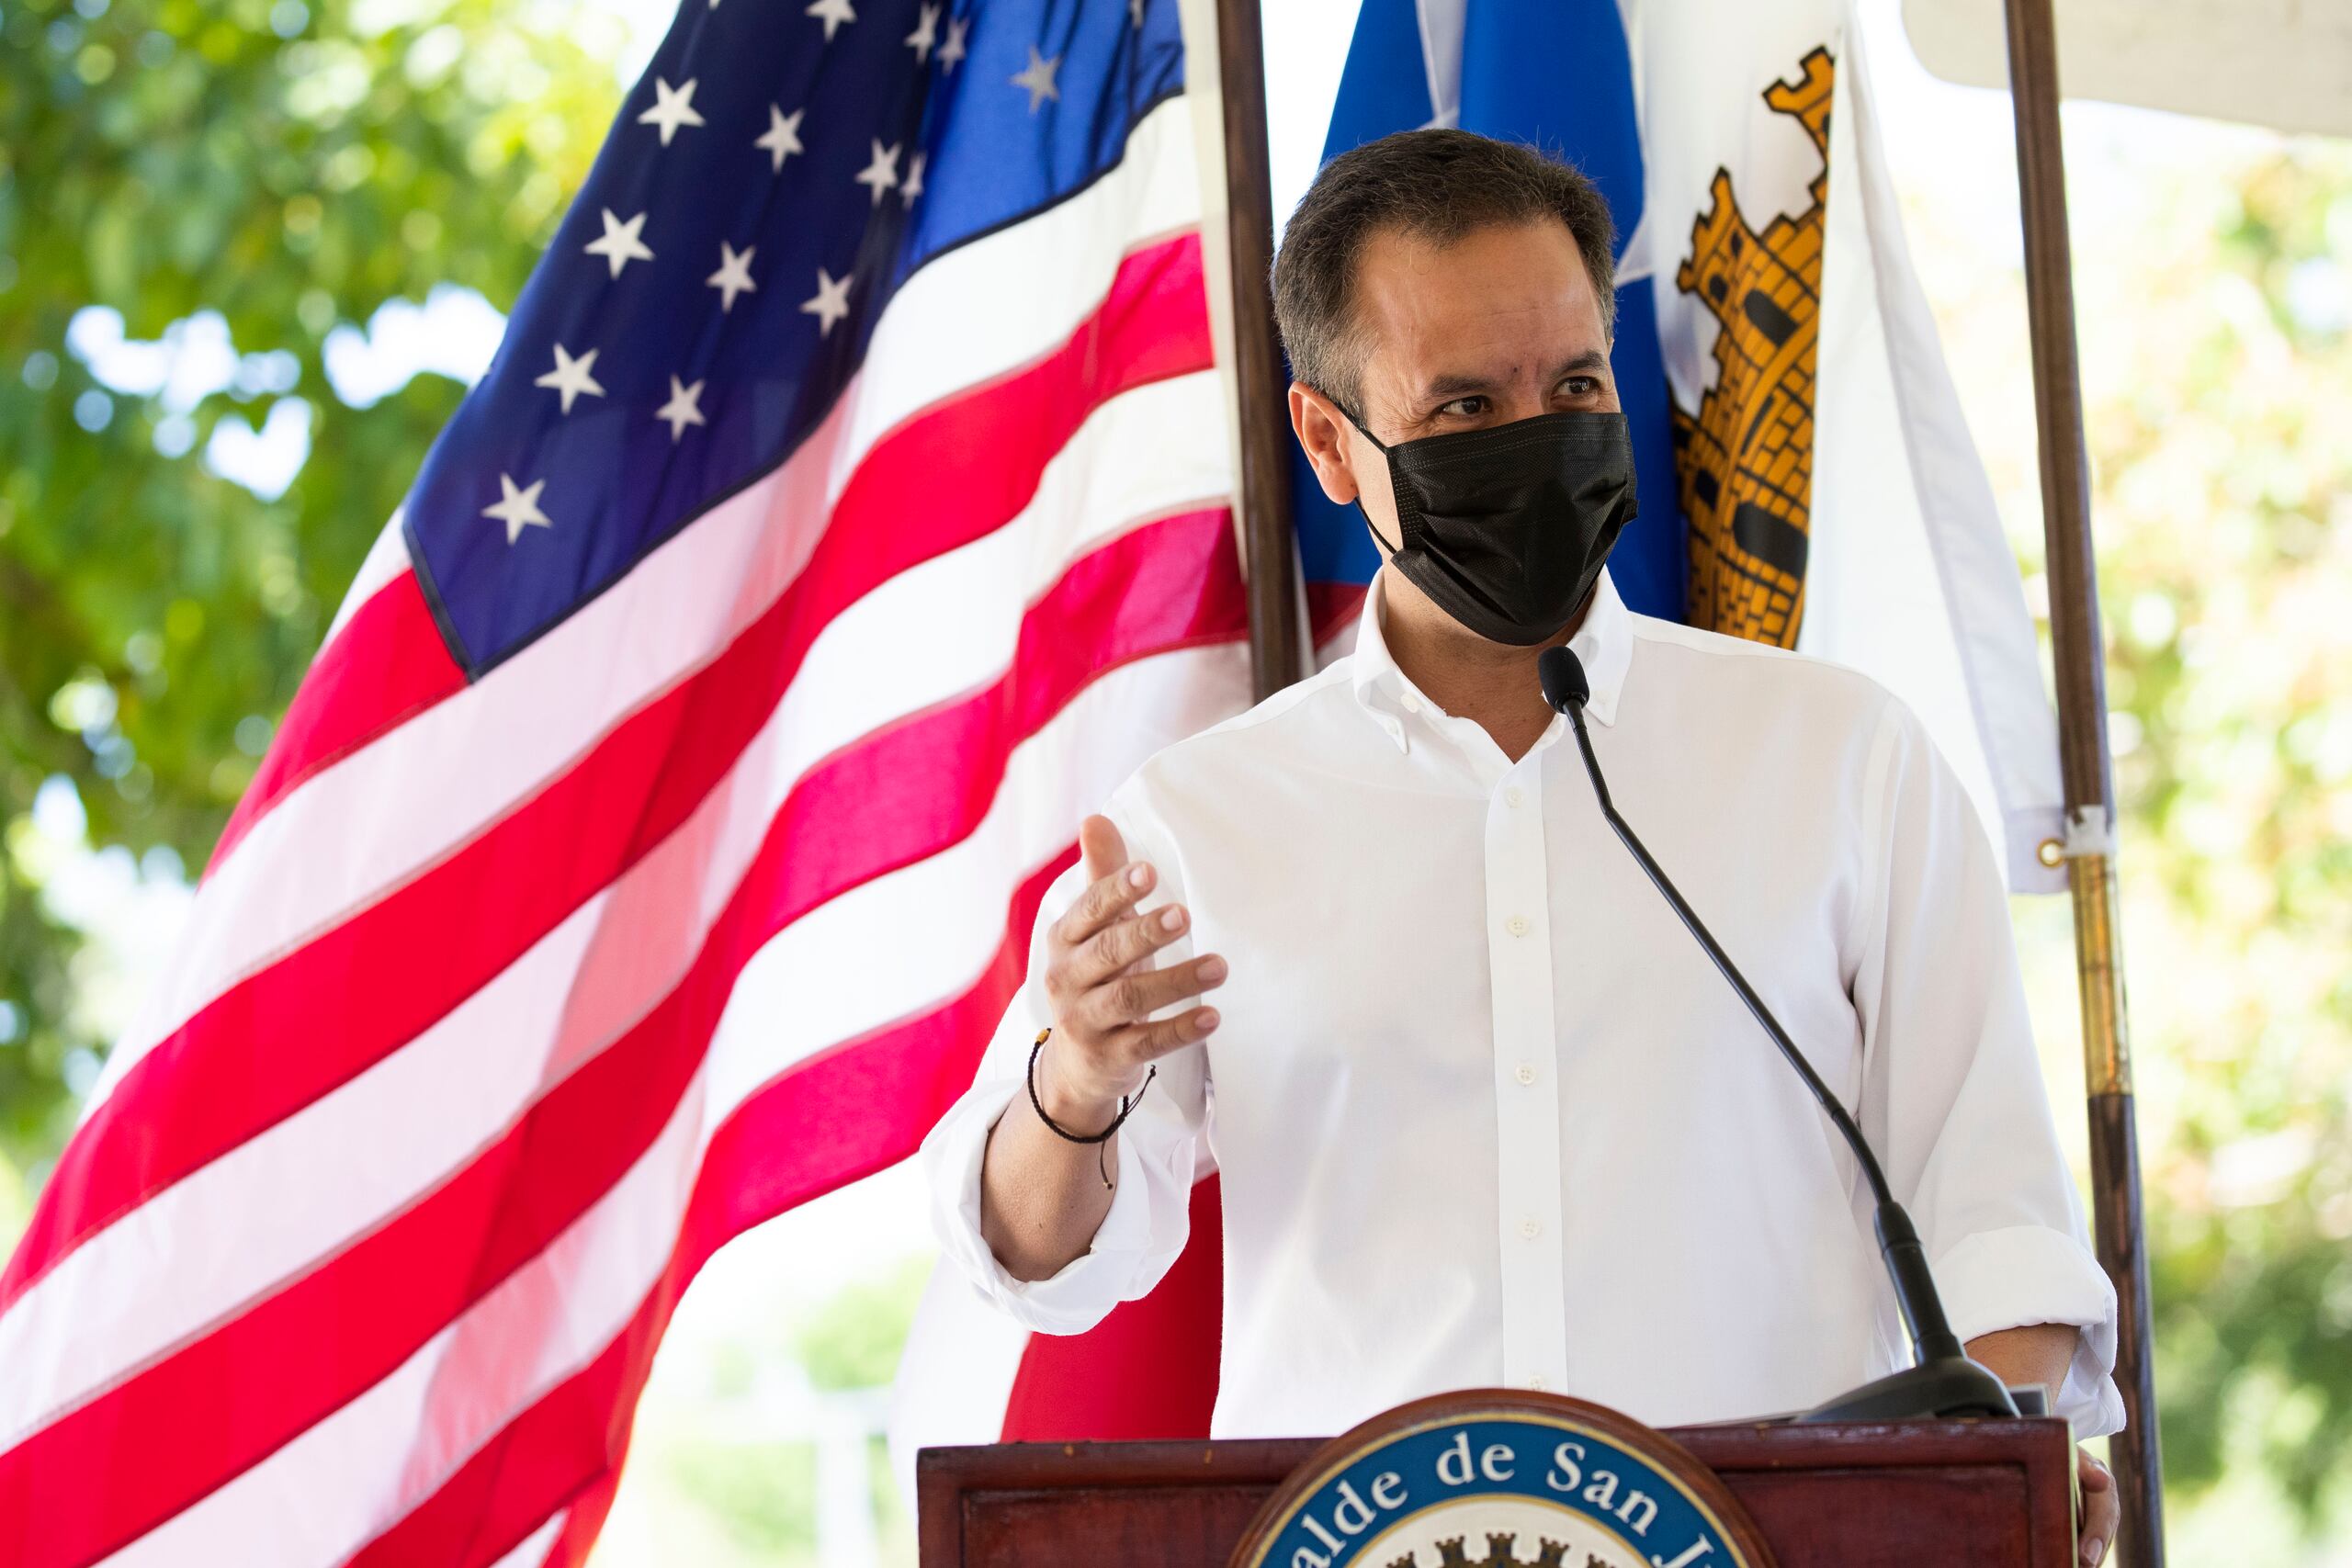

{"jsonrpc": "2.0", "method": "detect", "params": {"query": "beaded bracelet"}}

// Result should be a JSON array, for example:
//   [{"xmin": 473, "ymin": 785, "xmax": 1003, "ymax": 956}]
[{"xmin": 1025, "ymin": 1027, "xmax": 1156, "ymax": 1190}]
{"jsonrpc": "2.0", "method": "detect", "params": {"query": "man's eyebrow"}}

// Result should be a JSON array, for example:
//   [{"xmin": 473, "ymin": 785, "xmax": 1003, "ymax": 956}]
[
  {"xmin": 1419, "ymin": 370, "xmax": 1500, "ymax": 400},
  {"xmin": 1417, "ymin": 352, "xmax": 1611, "ymax": 401}
]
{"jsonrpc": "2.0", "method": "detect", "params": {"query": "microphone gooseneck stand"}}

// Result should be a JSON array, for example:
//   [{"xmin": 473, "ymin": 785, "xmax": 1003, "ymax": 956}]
[{"xmin": 1537, "ymin": 646, "xmax": 2017, "ymax": 1423}]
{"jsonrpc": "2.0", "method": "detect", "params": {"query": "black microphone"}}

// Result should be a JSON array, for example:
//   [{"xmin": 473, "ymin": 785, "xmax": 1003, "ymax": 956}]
[{"xmin": 1538, "ymin": 645, "xmax": 2017, "ymax": 1423}]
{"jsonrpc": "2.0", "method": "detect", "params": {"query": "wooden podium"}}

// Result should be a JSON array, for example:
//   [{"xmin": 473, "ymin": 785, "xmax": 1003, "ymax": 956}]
[{"xmin": 919, "ymin": 1416, "xmax": 2079, "ymax": 1566}]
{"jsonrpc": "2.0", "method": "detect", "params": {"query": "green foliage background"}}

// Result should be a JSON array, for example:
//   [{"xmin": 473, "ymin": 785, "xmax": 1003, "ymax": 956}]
[
  {"xmin": 0, "ymin": 0, "xmax": 2346, "ymax": 1557},
  {"xmin": 1918, "ymin": 130, "xmax": 2352, "ymax": 1552},
  {"xmin": 0, "ymin": 0, "xmax": 624, "ymax": 1161},
  {"xmin": 2077, "ymin": 148, "xmax": 2352, "ymax": 1540}
]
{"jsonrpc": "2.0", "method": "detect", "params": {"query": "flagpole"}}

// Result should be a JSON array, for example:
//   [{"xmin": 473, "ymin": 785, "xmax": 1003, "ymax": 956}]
[
  {"xmin": 1997, "ymin": 0, "xmax": 2165, "ymax": 1562},
  {"xmin": 1211, "ymin": 0, "xmax": 1306, "ymax": 701}
]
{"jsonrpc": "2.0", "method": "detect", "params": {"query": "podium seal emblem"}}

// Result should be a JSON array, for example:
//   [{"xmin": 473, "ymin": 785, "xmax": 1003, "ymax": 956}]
[{"xmin": 1229, "ymin": 1392, "xmax": 1774, "ymax": 1568}]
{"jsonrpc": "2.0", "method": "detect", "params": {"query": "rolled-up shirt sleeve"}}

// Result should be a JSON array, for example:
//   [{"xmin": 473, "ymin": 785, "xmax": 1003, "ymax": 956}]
[
  {"xmin": 920, "ymin": 795, "xmax": 1210, "ymax": 1337},
  {"xmin": 1849, "ymin": 698, "xmax": 2125, "ymax": 1437}
]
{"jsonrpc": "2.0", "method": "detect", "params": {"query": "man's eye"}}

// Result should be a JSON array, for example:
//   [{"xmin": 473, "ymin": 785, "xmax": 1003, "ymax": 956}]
[
  {"xmin": 1439, "ymin": 395, "xmax": 1488, "ymax": 418},
  {"xmin": 1562, "ymin": 377, "xmax": 1601, "ymax": 398}
]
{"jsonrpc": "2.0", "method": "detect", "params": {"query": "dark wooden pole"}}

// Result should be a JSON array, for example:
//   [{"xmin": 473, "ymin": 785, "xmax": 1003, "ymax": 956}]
[
  {"xmin": 1997, "ymin": 1, "xmax": 2165, "ymax": 1562},
  {"xmin": 1212, "ymin": 0, "xmax": 1305, "ymax": 701}
]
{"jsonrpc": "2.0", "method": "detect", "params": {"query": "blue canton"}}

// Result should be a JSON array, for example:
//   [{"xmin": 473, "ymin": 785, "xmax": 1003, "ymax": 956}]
[{"xmin": 402, "ymin": 0, "xmax": 1186, "ymax": 674}]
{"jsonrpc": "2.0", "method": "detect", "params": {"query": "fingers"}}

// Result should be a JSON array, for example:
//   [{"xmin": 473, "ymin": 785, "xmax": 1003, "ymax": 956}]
[
  {"xmin": 2081, "ymin": 1509, "xmax": 2115, "ymax": 1567},
  {"xmin": 1109, "ymin": 1000, "xmax": 1223, "ymax": 1063},
  {"xmin": 1069, "ymin": 943, "xmax": 1225, "ymax": 1035},
  {"xmin": 1077, "ymin": 813, "xmax": 1128, "ymax": 885},
  {"xmin": 1049, "ymin": 813, "xmax": 1227, "ymax": 1066},
  {"xmin": 1098, "ymin": 951, "xmax": 1226, "ymax": 1025},
  {"xmin": 1068, "ymin": 899, "xmax": 1192, "ymax": 992},
  {"xmin": 1053, "ymin": 851, "xmax": 1156, "ymax": 952},
  {"xmin": 2077, "ymin": 1450, "xmax": 2117, "ymax": 1566}
]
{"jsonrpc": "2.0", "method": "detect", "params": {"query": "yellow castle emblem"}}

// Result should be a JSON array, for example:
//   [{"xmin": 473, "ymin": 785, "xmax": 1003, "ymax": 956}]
[{"xmin": 1671, "ymin": 46, "xmax": 1834, "ymax": 649}]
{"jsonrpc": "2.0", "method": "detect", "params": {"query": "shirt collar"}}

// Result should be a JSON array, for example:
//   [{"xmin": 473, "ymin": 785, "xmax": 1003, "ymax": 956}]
[{"xmin": 1349, "ymin": 568, "xmax": 1634, "ymax": 750}]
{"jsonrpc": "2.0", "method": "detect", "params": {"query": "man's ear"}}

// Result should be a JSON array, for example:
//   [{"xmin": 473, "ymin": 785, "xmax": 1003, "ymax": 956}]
[{"xmin": 1288, "ymin": 383, "xmax": 1361, "ymax": 506}]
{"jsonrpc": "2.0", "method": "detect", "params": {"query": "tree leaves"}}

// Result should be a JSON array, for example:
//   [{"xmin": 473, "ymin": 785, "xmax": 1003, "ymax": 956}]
[{"xmin": 0, "ymin": 0, "xmax": 626, "ymax": 1168}]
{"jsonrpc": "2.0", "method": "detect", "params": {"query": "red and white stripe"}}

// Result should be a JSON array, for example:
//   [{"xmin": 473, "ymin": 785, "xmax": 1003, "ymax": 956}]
[
  {"xmin": 0, "ymin": 93, "xmax": 1251, "ymax": 1568},
  {"xmin": 882, "ymin": 604, "xmax": 1367, "ymax": 1474}
]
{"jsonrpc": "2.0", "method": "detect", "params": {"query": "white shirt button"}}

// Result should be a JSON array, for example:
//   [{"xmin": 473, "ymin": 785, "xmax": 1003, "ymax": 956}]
[
  {"xmin": 925, "ymin": 561, "xmax": 2095, "ymax": 1443},
  {"xmin": 1505, "ymin": 786, "xmax": 1524, "ymax": 808},
  {"xmin": 1519, "ymin": 1217, "xmax": 1541, "ymax": 1240},
  {"xmin": 1515, "ymin": 1063, "xmax": 1537, "ymax": 1087},
  {"xmin": 1506, "ymin": 914, "xmax": 1530, "ymax": 938},
  {"xmin": 1399, "ymin": 692, "xmax": 1420, "ymax": 714},
  {"xmin": 1526, "ymin": 1374, "xmax": 1547, "ymax": 1391}
]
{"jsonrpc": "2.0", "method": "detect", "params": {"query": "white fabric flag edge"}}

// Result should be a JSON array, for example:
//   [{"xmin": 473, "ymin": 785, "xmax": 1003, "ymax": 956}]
[{"xmin": 1820, "ymin": 2, "xmax": 2066, "ymax": 892}]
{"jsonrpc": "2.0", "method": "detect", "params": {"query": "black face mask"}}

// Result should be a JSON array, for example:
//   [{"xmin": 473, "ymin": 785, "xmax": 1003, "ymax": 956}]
[{"xmin": 1349, "ymin": 409, "xmax": 1639, "ymax": 646}]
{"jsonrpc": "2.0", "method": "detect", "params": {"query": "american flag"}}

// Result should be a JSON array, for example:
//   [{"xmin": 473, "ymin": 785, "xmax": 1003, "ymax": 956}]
[{"xmin": 0, "ymin": 0, "xmax": 1251, "ymax": 1561}]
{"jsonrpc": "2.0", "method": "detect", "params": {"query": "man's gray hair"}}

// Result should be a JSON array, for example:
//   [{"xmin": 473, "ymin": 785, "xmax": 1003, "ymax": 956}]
[{"xmin": 1271, "ymin": 129, "xmax": 1617, "ymax": 415}]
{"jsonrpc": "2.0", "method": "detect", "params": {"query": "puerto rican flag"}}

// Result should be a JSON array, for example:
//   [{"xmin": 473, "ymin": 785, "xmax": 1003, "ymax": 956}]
[{"xmin": 0, "ymin": 2, "xmax": 1253, "ymax": 1562}]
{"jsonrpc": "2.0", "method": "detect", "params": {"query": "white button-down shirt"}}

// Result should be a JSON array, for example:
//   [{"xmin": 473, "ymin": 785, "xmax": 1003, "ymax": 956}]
[{"xmin": 924, "ymin": 570, "xmax": 2122, "ymax": 1439}]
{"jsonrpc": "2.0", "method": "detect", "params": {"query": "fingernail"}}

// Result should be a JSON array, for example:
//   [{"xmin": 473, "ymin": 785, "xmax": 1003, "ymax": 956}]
[
  {"xmin": 1198, "ymin": 955, "xmax": 1227, "ymax": 983},
  {"xmin": 1159, "ymin": 907, "xmax": 1184, "ymax": 931},
  {"xmin": 1195, "ymin": 1009, "xmax": 1219, "ymax": 1032},
  {"xmin": 2085, "ymin": 1540, "xmax": 2104, "ymax": 1565},
  {"xmin": 1127, "ymin": 863, "xmax": 1150, "ymax": 888}
]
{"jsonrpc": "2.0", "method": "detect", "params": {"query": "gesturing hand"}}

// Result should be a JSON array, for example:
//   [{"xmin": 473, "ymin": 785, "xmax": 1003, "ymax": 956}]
[{"xmin": 1035, "ymin": 815, "xmax": 1227, "ymax": 1122}]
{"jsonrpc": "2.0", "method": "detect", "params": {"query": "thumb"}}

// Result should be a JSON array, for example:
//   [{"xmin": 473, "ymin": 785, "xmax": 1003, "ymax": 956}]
[{"xmin": 1078, "ymin": 813, "xmax": 1128, "ymax": 884}]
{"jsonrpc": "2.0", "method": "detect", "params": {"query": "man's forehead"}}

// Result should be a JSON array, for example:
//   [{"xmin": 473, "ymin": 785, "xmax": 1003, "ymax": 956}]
[
  {"xmin": 1354, "ymin": 219, "xmax": 1592, "ymax": 291},
  {"xmin": 1351, "ymin": 222, "xmax": 1609, "ymax": 394}
]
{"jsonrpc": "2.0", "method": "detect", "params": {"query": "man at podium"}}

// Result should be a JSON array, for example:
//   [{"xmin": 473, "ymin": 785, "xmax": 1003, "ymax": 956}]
[{"xmin": 922, "ymin": 130, "xmax": 2122, "ymax": 1560}]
